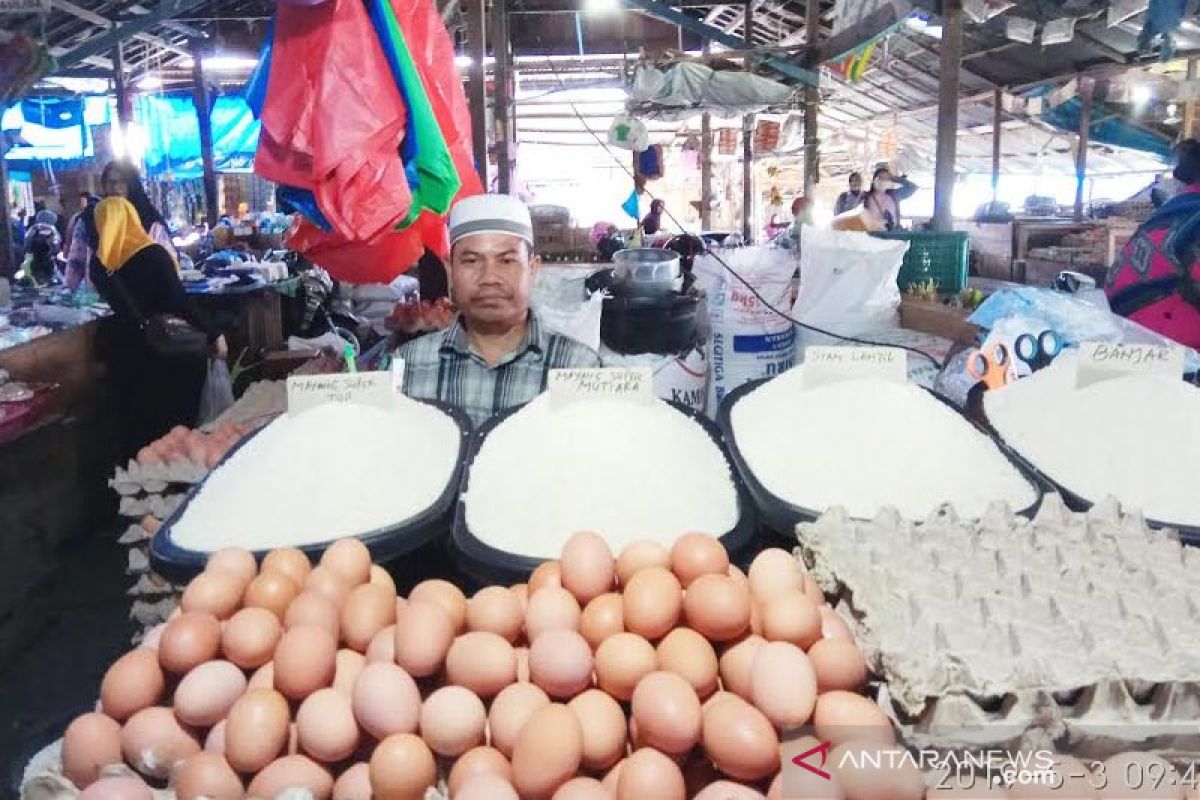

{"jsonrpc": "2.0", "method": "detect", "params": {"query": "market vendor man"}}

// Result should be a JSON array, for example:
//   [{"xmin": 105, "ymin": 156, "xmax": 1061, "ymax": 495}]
[{"xmin": 397, "ymin": 194, "xmax": 600, "ymax": 426}]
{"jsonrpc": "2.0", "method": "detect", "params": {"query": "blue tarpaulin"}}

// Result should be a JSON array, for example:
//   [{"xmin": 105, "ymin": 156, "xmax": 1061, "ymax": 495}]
[
  {"xmin": 136, "ymin": 93, "xmax": 261, "ymax": 178},
  {"xmin": 1038, "ymin": 90, "xmax": 1173, "ymax": 163},
  {"xmin": 2, "ymin": 96, "xmax": 107, "ymax": 170}
]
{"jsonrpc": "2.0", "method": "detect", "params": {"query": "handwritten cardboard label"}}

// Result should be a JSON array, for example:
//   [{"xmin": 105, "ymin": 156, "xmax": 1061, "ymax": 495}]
[
  {"xmin": 803, "ymin": 346, "xmax": 907, "ymax": 388},
  {"xmin": 287, "ymin": 371, "xmax": 396, "ymax": 414},
  {"xmin": 548, "ymin": 367, "xmax": 654, "ymax": 407},
  {"xmin": 1077, "ymin": 342, "xmax": 1184, "ymax": 388}
]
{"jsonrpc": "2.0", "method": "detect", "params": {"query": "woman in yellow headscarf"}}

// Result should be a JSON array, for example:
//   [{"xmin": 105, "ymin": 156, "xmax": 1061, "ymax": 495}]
[{"xmin": 90, "ymin": 196, "xmax": 227, "ymax": 456}]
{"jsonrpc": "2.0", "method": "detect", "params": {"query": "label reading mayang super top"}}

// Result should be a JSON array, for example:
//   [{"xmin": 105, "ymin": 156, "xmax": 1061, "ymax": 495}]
[
  {"xmin": 287, "ymin": 371, "xmax": 397, "ymax": 414},
  {"xmin": 803, "ymin": 346, "xmax": 908, "ymax": 389},
  {"xmin": 1076, "ymin": 342, "xmax": 1184, "ymax": 388},
  {"xmin": 548, "ymin": 367, "xmax": 655, "ymax": 408}
]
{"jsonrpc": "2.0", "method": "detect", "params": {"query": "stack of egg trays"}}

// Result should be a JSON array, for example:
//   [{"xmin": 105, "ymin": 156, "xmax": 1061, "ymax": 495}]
[
  {"xmin": 109, "ymin": 457, "xmax": 210, "ymax": 640},
  {"xmin": 797, "ymin": 493, "xmax": 1200, "ymax": 764}
]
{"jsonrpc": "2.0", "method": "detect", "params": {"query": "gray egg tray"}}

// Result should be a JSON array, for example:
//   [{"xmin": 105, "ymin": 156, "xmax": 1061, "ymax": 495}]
[{"xmin": 798, "ymin": 494, "xmax": 1200, "ymax": 759}]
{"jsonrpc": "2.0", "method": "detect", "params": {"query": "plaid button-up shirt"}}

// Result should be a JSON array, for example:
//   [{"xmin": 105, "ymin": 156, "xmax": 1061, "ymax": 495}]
[{"xmin": 396, "ymin": 311, "xmax": 600, "ymax": 427}]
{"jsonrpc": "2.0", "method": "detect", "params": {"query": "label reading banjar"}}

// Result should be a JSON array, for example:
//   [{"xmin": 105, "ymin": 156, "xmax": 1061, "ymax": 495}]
[
  {"xmin": 1077, "ymin": 342, "xmax": 1184, "ymax": 388},
  {"xmin": 803, "ymin": 346, "xmax": 908, "ymax": 388},
  {"xmin": 549, "ymin": 367, "xmax": 655, "ymax": 408},
  {"xmin": 287, "ymin": 372, "xmax": 396, "ymax": 414}
]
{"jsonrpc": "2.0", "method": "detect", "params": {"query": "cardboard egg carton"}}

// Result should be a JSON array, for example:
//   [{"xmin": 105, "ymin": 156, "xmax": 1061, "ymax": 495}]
[
  {"xmin": 798, "ymin": 495, "xmax": 1200, "ymax": 758},
  {"xmin": 111, "ymin": 457, "xmax": 209, "ymax": 494},
  {"xmin": 118, "ymin": 492, "xmax": 185, "ymax": 521}
]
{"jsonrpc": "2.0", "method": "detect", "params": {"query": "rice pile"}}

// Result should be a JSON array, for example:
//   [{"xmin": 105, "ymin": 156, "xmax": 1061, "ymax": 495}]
[
  {"xmin": 170, "ymin": 399, "xmax": 460, "ymax": 551},
  {"xmin": 732, "ymin": 365, "xmax": 1038, "ymax": 520},
  {"xmin": 465, "ymin": 395, "xmax": 740, "ymax": 559}
]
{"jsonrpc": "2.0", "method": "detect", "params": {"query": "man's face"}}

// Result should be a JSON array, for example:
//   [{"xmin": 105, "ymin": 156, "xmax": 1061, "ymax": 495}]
[
  {"xmin": 874, "ymin": 170, "xmax": 893, "ymax": 190},
  {"xmin": 849, "ymin": 175, "xmax": 862, "ymax": 193},
  {"xmin": 449, "ymin": 232, "xmax": 538, "ymax": 328}
]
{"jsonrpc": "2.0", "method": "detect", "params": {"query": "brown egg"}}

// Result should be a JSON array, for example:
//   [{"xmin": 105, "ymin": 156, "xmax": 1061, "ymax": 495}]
[
  {"xmin": 747, "ymin": 549, "xmax": 805, "ymax": 604},
  {"xmin": 352, "ymin": 661, "xmax": 421, "ymax": 739},
  {"xmin": 760, "ymin": 593, "xmax": 822, "ymax": 650},
  {"xmin": 819, "ymin": 605, "xmax": 854, "ymax": 640},
  {"xmin": 205, "ymin": 548, "xmax": 257, "ymax": 588},
  {"xmin": 180, "ymin": 570, "xmax": 243, "ymax": 620},
  {"xmin": 321, "ymin": 538, "xmax": 372, "ymax": 586},
  {"xmin": 333, "ymin": 648, "xmax": 367, "ymax": 696},
  {"xmin": 204, "ymin": 720, "xmax": 226, "ymax": 753},
  {"xmin": 120, "ymin": 706, "xmax": 201, "ymax": 779},
  {"xmin": 285, "ymin": 591, "xmax": 340, "ymax": 641},
  {"xmin": 306, "ymin": 566, "xmax": 352, "ymax": 609},
  {"xmin": 332, "ymin": 763, "xmax": 371, "ymax": 800},
  {"xmin": 682, "ymin": 750, "xmax": 723, "ymax": 798},
  {"xmin": 656, "ymin": 627, "xmax": 719, "ymax": 699},
  {"xmin": 616, "ymin": 747, "xmax": 685, "ymax": 800},
  {"xmin": 830, "ymin": 742, "xmax": 924, "ymax": 800},
  {"xmin": 567, "ymin": 689, "xmax": 627, "ymax": 772},
  {"xmin": 808, "ymin": 638, "xmax": 868, "ymax": 692},
  {"xmin": 171, "ymin": 752, "xmax": 243, "ymax": 800},
  {"xmin": 511, "ymin": 703, "xmax": 583, "ymax": 800},
  {"xmin": 159, "ymin": 612, "xmax": 222, "ymax": 675},
  {"xmin": 489, "ymin": 682, "xmax": 551, "ymax": 758},
  {"xmin": 701, "ymin": 694, "xmax": 780, "ymax": 781},
  {"xmin": 421, "ymin": 685, "xmax": 486, "ymax": 756},
  {"xmin": 580, "ymin": 592, "xmax": 624, "ymax": 649},
  {"xmin": 751, "ymin": 642, "xmax": 818, "ymax": 729},
  {"xmin": 341, "ymin": 583, "xmax": 397, "ymax": 652},
  {"xmin": 670, "ymin": 532, "xmax": 729, "ymax": 588},
  {"xmin": 78, "ymin": 776, "xmax": 154, "ymax": 800},
  {"xmin": 221, "ymin": 607, "xmax": 282, "ymax": 669},
  {"xmin": 394, "ymin": 599, "xmax": 455, "ymax": 677},
  {"xmin": 224, "ymin": 688, "xmax": 290, "ymax": 773},
  {"xmin": 458, "ymin": 775, "xmax": 521, "ymax": 800},
  {"xmin": 466, "ymin": 586, "xmax": 525, "ymax": 642},
  {"xmin": 529, "ymin": 629, "xmax": 594, "ymax": 698},
  {"xmin": 448, "ymin": 746, "xmax": 514, "ymax": 795},
  {"xmin": 174, "ymin": 660, "xmax": 247, "ymax": 727},
  {"xmin": 369, "ymin": 733, "xmax": 436, "ymax": 800},
  {"xmin": 62, "ymin": 712, "xmax": 122, "ymax": 789},
  {"xmin": 603, "ymin": 760, "xmax": 625, "ymax": 794},
  {"xmin": 243, "ymin": 572, "xmax": 300, "ymax": 620},
  {"xmin": 528, "ymin": 560, "xmax": 563, "ymax": 595},
  {"xmin": 248, "ymin": 754, "xmax": 334, "ymax": 799},
  {"xmin": 296, "ymin": 687, "xmax": 359, "ymax": 763},
  {"xmin": 595, "ymin": 632, "xmax": 657, "ymax": 701},
  {"xmin": 685, "ymin": 573, "xmax": 752, "ymax": 642},
  {"xmin": 369, "ymin": 564, "xmax": 396, "ymax": 594},
  {"xmin": 511, "ymin": 584, "xmax": 529, "ymax": 613},
  {"xmin": 803, "ymin": 573, "xmax": 825, "ymax": 604},
  {"xmin": 262, "ymin": 547, "xmax": 312, "ymax": 586},
  {"xmin": 274, "ymin": 624, "xmax": 337, "ymax": 700},
  {"xmin": 408, "ymin": 578, "xmax": 468, "ymax": 632},
  {"xmin": 615, "ymin": 540, "xmax": 671, "ymax": 586},
  {"xmin": 559, "ymin": 531, "xmax": 615, "ymax": 604},
  {"xmin": 623, "ymin": 567, "xmax": 682, "ymax": 641},
  {"xmin": 516, "ymin": 645, "xmax": 531, "ymax": 682},
  {"xmin": 631, "ymin": 671, "xmax": 702, "ymax": 756},
  {"xmin": 248, "ymin": 661, "xmax": 274, "ymax": 690},
  {"xmin": 525, "ymin": 585, "xmax": 582, "ymax": 640},
  {"xmin": 100, "ymin": 649, "xmax": 165, "ymax": 722},
  {"xmin": 812, "ymin": 691, "xmax": 893, "ymax": 747},
  {"xmin": 139, "ymin": 623, "xmax": 166, "ymax": 653},
  {"xmin": 445, "ymin": 631, "xmax": 518, "ymax": 697},
  {"xmin": 719, "ymin": 634, "xmax": 765, "ymax": 700},
  {"xmin": 553, "ymin": 777, "xmax": 611, "ymax": 800},
  {"xmin": 770, "ymin": 740, "xmax": 844, "ymax": 799},
  {"xmin": 366, "ymin": 624, "xmax": 396, "ymax": 663}
]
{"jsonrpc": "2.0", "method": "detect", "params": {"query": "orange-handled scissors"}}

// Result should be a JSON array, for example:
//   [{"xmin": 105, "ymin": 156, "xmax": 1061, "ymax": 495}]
[{"xmin": 966, "ymin": 343, "xmax": 1013, "ymax": 389}]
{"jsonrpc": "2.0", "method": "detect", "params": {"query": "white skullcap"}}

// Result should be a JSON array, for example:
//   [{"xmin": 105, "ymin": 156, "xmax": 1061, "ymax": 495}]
[{"xmin": 447, "ymin": 194, "xmax": 534, "ymax": 247}]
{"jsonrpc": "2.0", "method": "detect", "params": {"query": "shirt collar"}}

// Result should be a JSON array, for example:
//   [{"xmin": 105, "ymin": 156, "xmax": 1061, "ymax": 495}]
[{"xmin": 440, "ymin": 310, "xmax": 547, "ymax": 361}]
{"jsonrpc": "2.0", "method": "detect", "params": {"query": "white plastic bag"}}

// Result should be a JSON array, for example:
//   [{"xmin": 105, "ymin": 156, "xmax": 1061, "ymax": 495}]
[
  {"xmin": 693, "ymin": 245, "xmax": 797, "ymax": 414},
  {"xmin": 538, "ymin": 290, "xmax": 606, "ymax": 354},
  {"xmin": 793, "ymin": 228, "xmax": 906, "ymax": 354},
  {"xmin": 607, "ymin": 114, "xmax": 649, "ymax": 152},
  {"xmin": 199, "ymin": 358, "xmax": 235, "ymax": 424}
]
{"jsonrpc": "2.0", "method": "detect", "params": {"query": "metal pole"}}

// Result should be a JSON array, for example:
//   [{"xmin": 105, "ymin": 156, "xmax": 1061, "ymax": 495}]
[
  {"xmin": 1075, "ymin": 78, "xmax": 1093, "ymax": 222},
  {"xmin": 803, "ymin": 0, "xmax": 820, "ymax": 197},
  {"xmin": 191, "ymin": 39, "xmax": 219, "ymax": 227},
  {"xmin": 991, "ymin": 87, "xmax": 1002, "ymax": 204},
  {"xmin": 0, "ymin": 136, "xmax": 14, "ymax": 276},
  {"xmin": 492, "ymin": 0, "xmax": 513, "ymax": 194},
  {"xmin": 741, "ymin": 0, "xmax": 754, "ymax": 242},
  {"xmin": 1183, "ymin": 59, "xmax": 1198, "ymax": 141},
  {"xmin": 700, "ymin": 113, "xmax": 713, "ymax": 230},
  {"xmin": 932, "ymin": 0, "xmax": 963, "ymax": 231},
  {"xmin": 466, "ymin": 0, "xmax": 488, "ymax": 190},
  {"xmin": 112, "ymin": 42, "xmax": 132, "ymax": 130}
]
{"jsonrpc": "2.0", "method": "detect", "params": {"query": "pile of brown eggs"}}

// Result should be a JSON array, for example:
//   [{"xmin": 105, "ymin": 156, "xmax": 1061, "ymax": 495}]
[
  {"xmin": 58, "ymin": 531, "xmax": 888, "ymax": 800},
  {"xmin": 135, "ymin": 423, "xmax": 251, "ymax": 470}
]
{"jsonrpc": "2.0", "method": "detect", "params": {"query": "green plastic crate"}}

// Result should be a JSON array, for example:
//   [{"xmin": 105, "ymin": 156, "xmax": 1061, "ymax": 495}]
[{"xmin": 871, "ymin": 231, "xmax": 970, "ymax": 293}]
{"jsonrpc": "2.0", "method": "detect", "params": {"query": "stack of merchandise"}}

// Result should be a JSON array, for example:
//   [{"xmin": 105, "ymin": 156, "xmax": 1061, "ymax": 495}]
[{"xmin": 246, "ymin": 0, "xmax": 482, "ymax": 284}]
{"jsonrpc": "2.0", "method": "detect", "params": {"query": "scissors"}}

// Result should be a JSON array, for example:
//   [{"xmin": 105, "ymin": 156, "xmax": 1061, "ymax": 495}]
[
  {"xmin": 1013, "ymin": 329, "xmax": 1063, "ymax": 373},
  {"xmin": 966, "ymin": 343, "xmax": 1013, "ymax": 390}
]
